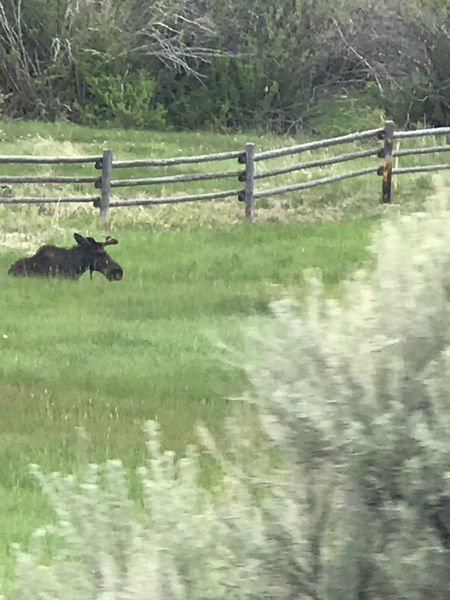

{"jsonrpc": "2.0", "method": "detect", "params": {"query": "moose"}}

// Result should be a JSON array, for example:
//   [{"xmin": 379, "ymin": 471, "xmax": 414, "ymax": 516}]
[{"xmin": 8, "ymin": 233, "xmax": 123, "ymax": 281}]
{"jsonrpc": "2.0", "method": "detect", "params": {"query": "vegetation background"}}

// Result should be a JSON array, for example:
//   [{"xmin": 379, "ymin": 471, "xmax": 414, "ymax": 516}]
[
  {"xmin": 0, "ymin": 1, "xmax": 450, "ymax": 599},
  {"xmin": 0, "ymin": 0, "xmax": 449, "ymax": 133}
]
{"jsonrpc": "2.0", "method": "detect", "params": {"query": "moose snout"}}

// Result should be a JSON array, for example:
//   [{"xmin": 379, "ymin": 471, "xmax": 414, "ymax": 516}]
[{"xmin": 107, "ymin": 266, "xmax": 123, "ymax": 281}]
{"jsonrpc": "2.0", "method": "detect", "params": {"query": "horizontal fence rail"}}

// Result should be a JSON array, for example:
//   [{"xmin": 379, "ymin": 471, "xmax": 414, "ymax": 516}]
[
  {"xmin": 107, "ymin": 169, "xmax": 243, "ymax": 188},
  {"xmin": 253, "ymin": 128, "xmax": 384, "ymax": 161},
  {"xmin": 106, "ymin": 189, "xmax": 239, "ymax": 207},
  {"xmin": 393, "ymin": 127, "xmax": 450, "ymax": 139},
  {"xmin": 392, "ymin": 144, "xmax": 450, "ymax": 157},
  {"xmin": 253, "ymin": 148, "xmax": 380, "ymax": 180},
  {"xmin": 0, "ymin": 196, "xmax": 99, "ymax": 204},
  {"xmin": 251, "ymin": 167, "xmax": 380, "ymax": 199},
  {"xmin": 111, "ymin": 150, "xmax": 242, "ymax": 168},
  {"xmin": 0, "ymin": 175, "xmax": 98, "ymax": 184},
  {"xmin": 392, "ymin": 164, "xmax": 450, "ymax": 175},
  {"xmin": 0, "ymin": 121, "xmax": 449, "ymax": 221},
  {"xmin": 0, "ymin": 155, "xmax": 101, "ymax": 164}
]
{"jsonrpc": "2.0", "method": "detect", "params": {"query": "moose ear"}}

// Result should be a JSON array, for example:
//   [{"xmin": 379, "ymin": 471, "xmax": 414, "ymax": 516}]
[
  {"xmin": 74, "ymin": 233, "xmax": 88, "ymax": 246},
  {"xmin": 104, "ymin": 237, "xmax": 119, "ymax": 246}
]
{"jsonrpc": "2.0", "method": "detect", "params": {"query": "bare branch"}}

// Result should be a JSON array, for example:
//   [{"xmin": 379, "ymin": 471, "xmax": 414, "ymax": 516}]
[{"xmin": 333, "ymin": 19, "xmax": 384, "ymax": 94}]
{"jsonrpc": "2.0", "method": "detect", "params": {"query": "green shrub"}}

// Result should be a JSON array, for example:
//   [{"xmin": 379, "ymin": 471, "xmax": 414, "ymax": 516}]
[
  {"xmin": 73, "ymin": 67, "xmax": 166, "ymax": 129},
  {"xmin": 241, "ymin": 188, "xmax": 450, "ymax": 598},
  {"xmin": 381, "ymin": 69, "xmax": 444, "ymax": 128}
]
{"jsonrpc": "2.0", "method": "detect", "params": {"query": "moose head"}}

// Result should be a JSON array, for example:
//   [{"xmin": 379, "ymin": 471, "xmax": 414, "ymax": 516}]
[
  {"xmin": 8, "ymin": 233, "xmax": 123, "ymax": 281},
  {"xmin": 74, "ymin": 233, "xmax": 123, "ymax": 281}
]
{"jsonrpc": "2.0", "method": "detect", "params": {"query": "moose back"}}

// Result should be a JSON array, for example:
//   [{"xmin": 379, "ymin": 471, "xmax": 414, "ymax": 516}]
[{"xmin": 8, "ymin": 233, "xmax": 123, "ymax": 280}]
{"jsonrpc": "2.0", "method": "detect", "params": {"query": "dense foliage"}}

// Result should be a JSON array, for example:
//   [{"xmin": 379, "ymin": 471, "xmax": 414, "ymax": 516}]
[
  {"xmin": 0, "ymin": 0, "xmax": 449, "ymax": 131},
  {"xmin": 8, "ymin": 193, "xmax": 450, "ymax": 599}
]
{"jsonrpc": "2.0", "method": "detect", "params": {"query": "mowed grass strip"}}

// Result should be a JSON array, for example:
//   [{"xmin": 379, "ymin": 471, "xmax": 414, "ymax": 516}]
[{"xmin": 0, "ymin": 217, "xmax": 375, "ymax": 585}]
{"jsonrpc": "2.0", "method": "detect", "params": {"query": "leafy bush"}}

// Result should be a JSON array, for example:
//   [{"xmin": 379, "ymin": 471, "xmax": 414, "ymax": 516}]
[
  {"xmin": 73, "ymin": 67, "xmax": 167, "ymax": 129},
  {"xmin": 157, "ymin": 57, "xmax": 285, "ymax": 131},
  {"xmin": 381, "ymin": 68, "xmax": 449, "ymax": 128},
  {"xmin": 241, "ymin": 187, "xmax": 450, "ymax": 598}
]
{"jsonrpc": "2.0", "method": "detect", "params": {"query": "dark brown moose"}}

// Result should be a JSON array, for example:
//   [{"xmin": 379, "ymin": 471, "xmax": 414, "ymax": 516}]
[{"xmin": 8, "ymin": 233, "xmax": 123, "ymax": 281}]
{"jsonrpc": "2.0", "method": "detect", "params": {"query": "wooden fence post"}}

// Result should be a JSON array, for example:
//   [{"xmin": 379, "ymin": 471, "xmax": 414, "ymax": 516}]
[
  {"xmin": 99, "ymin": 149, "xmax": 113, "ymax": 227},
  {"xmin": 382, "ymin": 120, "xmax": 394, "ymax": 203},
  {"xmin": 244, "ymin": 143, "xmax": 255, "ymax": 218}
]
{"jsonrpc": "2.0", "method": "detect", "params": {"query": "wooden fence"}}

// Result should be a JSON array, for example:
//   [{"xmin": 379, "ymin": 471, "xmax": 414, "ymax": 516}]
[{"xmin": 1, "ymin": 120, "xmax": 450, "ymax": 224}]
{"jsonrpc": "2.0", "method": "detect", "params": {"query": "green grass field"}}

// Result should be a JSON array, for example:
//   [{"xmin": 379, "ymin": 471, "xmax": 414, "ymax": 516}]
[
  {"xmin": 0, "ymin": 119, "xmax": 447, "ymax": 591},
  {"xmin": 0, "ymin": 217, "xmax": 376, "ymax": 588}
]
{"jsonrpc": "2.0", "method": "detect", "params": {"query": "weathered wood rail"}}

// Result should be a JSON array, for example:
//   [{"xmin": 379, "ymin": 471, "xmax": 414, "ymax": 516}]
[{"xmin": 1, "ymin": 121, "xmax": 449, "ymax": 222}]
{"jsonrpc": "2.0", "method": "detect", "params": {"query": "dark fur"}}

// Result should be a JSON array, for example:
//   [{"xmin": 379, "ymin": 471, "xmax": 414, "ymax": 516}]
[{"xmin": 8, "ymin": 233, "xmax": 123, "ymax": 281}]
